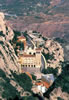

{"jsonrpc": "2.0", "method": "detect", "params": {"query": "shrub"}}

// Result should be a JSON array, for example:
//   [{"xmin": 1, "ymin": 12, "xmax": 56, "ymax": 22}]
[
  {"xmin": 31, "ymin": 74, "xmax": 36, "ymax": 80},
  {"xmin": 44, "ymin": 62, "xmax": 69, "ymax": 98},
  {"xmin": 42, "ymin": 52, "xmax": 54, "ymax": 61},
  {"xmin": 0, "ymin": 69, "xmax": 20, "ymax": 99},
  {"xmin": 11, "ymin": 71, "xmax": 32, "ymax": 92},
  {"xmin": 57, "ymin": 97, "xmax": 64, "ymax": 100}
]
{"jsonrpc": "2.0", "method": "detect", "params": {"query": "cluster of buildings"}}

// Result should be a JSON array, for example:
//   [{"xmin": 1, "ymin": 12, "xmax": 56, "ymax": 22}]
[
  {"xmin": 17, "ymin": 35, "xmax": 42, "ymax": 73},
  {"xmin": 32, "ymin": 74, "xmax": 55, "ymax": 94},
  {"xmin": 16, "ymin": 32, "xmax": 55, "ymax": 95},
  {"xmin": 28, "ymin": 30, "xmax": 45, "ymax": 47}
]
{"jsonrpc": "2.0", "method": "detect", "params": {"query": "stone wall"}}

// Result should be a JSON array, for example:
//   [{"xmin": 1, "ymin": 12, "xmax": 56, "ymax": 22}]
[{"xmin": 22, "ymin": 67, "xmax": 40, "ymax": 73}]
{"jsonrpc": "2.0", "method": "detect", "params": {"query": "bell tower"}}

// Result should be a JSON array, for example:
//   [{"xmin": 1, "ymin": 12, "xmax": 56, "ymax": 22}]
[{"xmin": 36, "ymin": 48, "xmax": 41, "ymax": 68}]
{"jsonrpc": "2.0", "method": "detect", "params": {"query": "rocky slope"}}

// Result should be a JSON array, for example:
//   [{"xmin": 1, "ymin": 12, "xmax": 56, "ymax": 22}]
[
  {"xmin": 54, "ymin": 37, "xmax": 69, "ymax": 61},
  {"xmin": 0, "ymin": 12, "xmax": 20, "ymax": 74},
  {"xmin": 44, "ymin": 62, "xmax": 69, "ymax": 100},
  {"xmin": 0, "ymin": 12, "xmax": 68, "ymax": 100},
  {"xmin": 43, "ymin": 39, "xmax": 64, "ymax": 74},
  {"xmin": 50, "ymin": 87, "xmax": 69, "ymax": 100},
  {"xmin": 0, "ymin": 13, "xmax": 39, "ymax": 100},
  {"xmin": 0, "ymin": 12, "xmax": 25, "ymax": 100}
]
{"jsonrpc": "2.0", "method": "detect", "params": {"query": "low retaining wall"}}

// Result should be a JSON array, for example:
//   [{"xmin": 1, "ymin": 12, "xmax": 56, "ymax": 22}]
[{"xmin": 22, "ymin": 67, "xmax": 40, "ymax": 73}]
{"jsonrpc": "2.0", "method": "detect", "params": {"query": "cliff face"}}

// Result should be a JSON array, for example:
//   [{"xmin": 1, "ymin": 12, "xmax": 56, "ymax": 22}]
[
  {"xmin": 43, "ymin": 39, "xmax": 64, "ymax": 74},
  {"xmin": 0, "ymin": 12, "xmax": 25, "ymax": 100},
  {"xmin": 0, "ymin": 12, "xmax": 20, "ymax": 74},
  {"xmin": 50, "ymin": 87, "xmax": 69, "ymax": 100}
]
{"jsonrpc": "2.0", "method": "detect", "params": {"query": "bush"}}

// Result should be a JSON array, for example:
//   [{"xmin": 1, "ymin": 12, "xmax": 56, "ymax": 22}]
[
  {"xmin": 31, "ymin": 74, "xmax": 36, "ymax": 80},
  {"xmin": 8, "ymin": 95, "xmax": 22, "ymax": 100},
  {"xmin": 44, "ymin": 62, "xmax": 69, "ymax": 98},
  {"xmin": 22, "ymin": 96, "xmax": 38, "ymax": 100},
  {"xmin": 42, "ymin": 52, "xmax": 54, "ymax": 61},
  {"xmin": 12, "ymin": 30, "xmax": 21, "ymax": 43},
  {"xmin": 0, "ymin": 69, "xmax": 20, "ymax": 99},
  {"xmin": 0, "ymin": 69, "xmax": 33, "ymax": 99},
  {"xmin": 11, "ymin": 71, "xmax": 32, "ymax": 92},
  {"xmin": 57, "ymin": 97, "xmax": 64, "ymax": 100}
]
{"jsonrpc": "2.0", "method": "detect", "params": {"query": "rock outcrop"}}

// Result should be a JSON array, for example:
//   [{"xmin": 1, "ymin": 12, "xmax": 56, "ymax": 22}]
[
  {"xmin": 43, "ymin": 39, "xmax": 64, "ymax": 74},
  {"xmin": 50, "ymin": 87, "xmax": 69, "ymax": 100},
  {"xmin": 0, "ymin": 12, "xmax": 34, "ymax": 100},
  {"xmin": 0, "ymin": 12, "xmax": 20, "ymax": 74},
  {"xmin": 0, "ymin": 12, "xmax": 25, "ymax": 100}
]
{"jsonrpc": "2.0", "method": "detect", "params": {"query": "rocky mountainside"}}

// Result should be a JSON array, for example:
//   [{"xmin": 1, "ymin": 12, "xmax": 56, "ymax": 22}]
[
  {"xmin": 0, "ymin": 12, "xmax": 20, "ymax": 74},
  {"xmin": 0, "ymin": 12, "xmax": 24, "ymax": 100},
  {"xmin": 0, "ymin": 12, "xmax": 69, "ymax": 100},
  {"xmin": 0, "ymin": 13, "xmax": 39, "ymax": 100},
  {"xmin": 43, "ymin": 39, "xmax": 64, "ymax": 74},
  {"xmin": 0, "ymin": 0, "xmax": 68, "ymax": 61},
  {"xmin": 44, "ymin": 62, "xmax": 69, "ymax": 100},
  {"xmin": 50, "ymin": 87, "xmax": 69, "ymax": 100}
]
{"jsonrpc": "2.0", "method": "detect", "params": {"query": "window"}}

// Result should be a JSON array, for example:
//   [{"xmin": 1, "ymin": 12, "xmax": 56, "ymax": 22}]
[
  {"xmin": 29, "ymin": 52, "xmax": 31, "ymax": 55},
  {"xmin": 34, "ymin": 65, "xmax": 35, "ymax": 67},
  {"xmin": 33, "ymin": 53, "xmax": 35, "ymax": 55},
  {"xmin": 31, "ymin": 65, "xmax": 33, "ymax": 67},
  {"xmin": 23, "ymin": 65, "xmax": 24, "ymax": 67}
]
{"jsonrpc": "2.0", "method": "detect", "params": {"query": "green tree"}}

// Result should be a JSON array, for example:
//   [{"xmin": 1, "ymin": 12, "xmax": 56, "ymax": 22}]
[
  {"xmin": 42, "ymin": 52, "xmax": 54, "ymax": 61},
  {"xmin": 57, "ymin": 97, "xmax": 64, "ymax": 100},
  {"xmin": 11, "ymin": 72, "xmax": 32, "ymax": 92},
  {"xmin": 0, "ymin": 69, "xmax": 20, "ymax": 99},
  {"xmin": 44, "ymin": 62, "xmax": 69, "ymax": 98},
  {"xmin": 31, "ymin": 74, "xmax": 36, "ymax": 80}
]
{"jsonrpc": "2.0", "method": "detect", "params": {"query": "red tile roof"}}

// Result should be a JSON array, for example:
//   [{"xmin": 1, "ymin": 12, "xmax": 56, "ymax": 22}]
[
  {"xmin": 35, "ymin": 81, "xmax": 50, "ymax": 89},
  {"xmin": 20, "ymin": 54, "xmax": 35, "ymax": 57},
  {"xmin": 42, "ymin": 81, "xmax": 50, "ymax": 89},
  {"xmin": 23, "ymin": 54, "xmax": 35, "ymax": 57}
]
